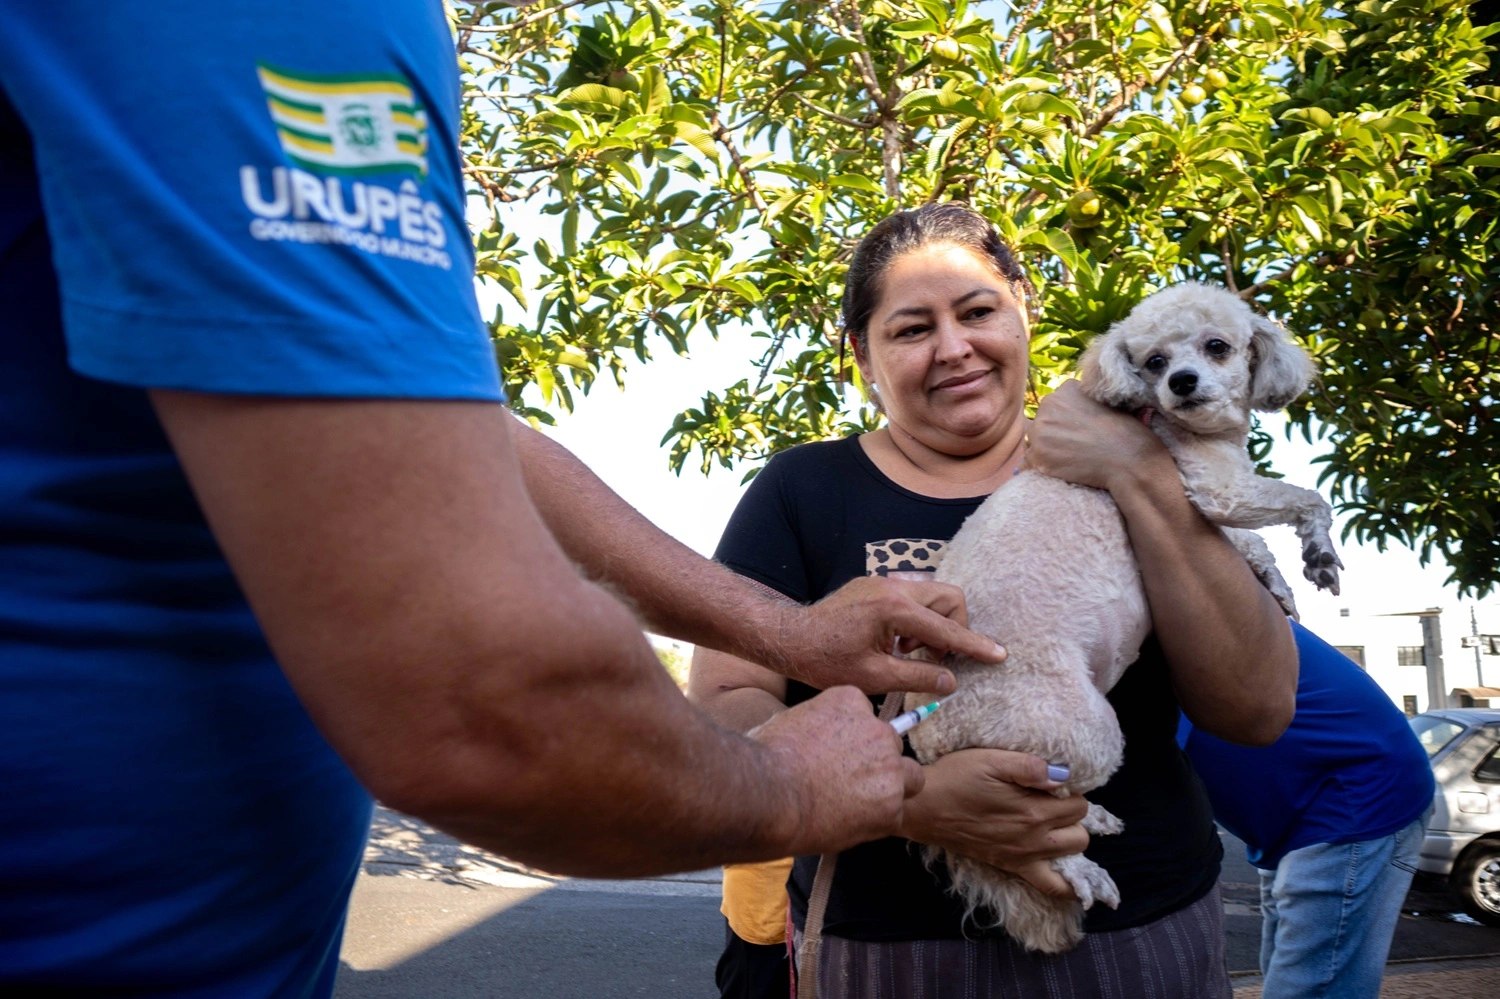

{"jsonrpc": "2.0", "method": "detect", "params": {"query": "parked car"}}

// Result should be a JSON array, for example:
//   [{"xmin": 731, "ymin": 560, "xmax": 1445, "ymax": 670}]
[{"xmin": 1410, "ymin": 708, "xmax": 1500, "ymax": 926}]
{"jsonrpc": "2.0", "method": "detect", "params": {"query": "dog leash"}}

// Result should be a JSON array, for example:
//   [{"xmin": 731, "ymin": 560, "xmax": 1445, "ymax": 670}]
[{"xmin": 795, "ymin": 691, "xmax": 906, "ymax": 999}]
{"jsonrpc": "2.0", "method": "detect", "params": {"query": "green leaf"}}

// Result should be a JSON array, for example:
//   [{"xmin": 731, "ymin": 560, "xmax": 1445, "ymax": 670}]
[
  {"xmin": 1282, "ymin": 106, "xmax": 1335, "ymax": 129},
  {"xmin": 560, "ymin": 84, "xmax": 630, "ymax": 108},
  {"xmin": 642, "ymin": 66, "xmax": 670, "ymax": 115},
  {"xmin": 1021, "ymin": 228, "xmax": 1081, "ymax": 273},
  {"xmin": 1012, "ymin": 93, "xmax": 1083, "ymax": 118},
  {"xmin": 829, "ymin": 174, "xmax": 885, "ymax": 194},
  {"xmin": 822, "ymin": 38, "xmax": 865, "ymax": 58},
  {"xmin": 670, "ymin": 122, "xmax": 720, "ymax": 162},
  {"xmin": 925, "ymin": 119, "xmax": 975, "ymax": 176},
  {"xmin": 886, "ymin": 17, "xmax": 941, "ymax": 39},
  {"xmin": 721, "ymin": 279, "xmax": 764, "ymax": 304}
]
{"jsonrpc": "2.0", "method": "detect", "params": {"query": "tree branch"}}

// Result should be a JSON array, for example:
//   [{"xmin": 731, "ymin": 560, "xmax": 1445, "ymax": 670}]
[
  {"xmin": 1082, "ymin": 33, "xmax": 1211, "ymax": 139},
  {"xmin": 716, "ymin": 12, "xmax": 729, "ymax": 106},
  {"xmin": 464, "ymin": 167, "xmax": 549, "ymax": 204},
  {"xmin": 830, "ymin": 1, "xmax": 903, "ymax": 197},
  {"xmin": 458, "ymin": 42, "xmax": 513, "ymax": 67},
  {"xmin": 467, "ymin": 156, "xmax": 576, "ymax": 178},
  {"xmin": 999, "ymin": 0, "xmax": 1045, "ymax": 68},
  {"xmin": 709, "ymin": 114, "xmax": 766, "ymax": 213},
  {"xmin": 834, "ymin": 0, "xmax": 889, "ymax": 109},
  {"xmin": 726, "ymin": 70, "xmax": 813, "ymax": 131},
  {"xmin": 1237, "ymin": 252, "xmax": 1338, "ymax": 300},
  {"xmin": 881, "ymin": 118, "xmax": 903, "ymax": 199},
  {"xmin": 458, "ymin": 0, "xmax": 590, "ymax": 34},
  {"xmin": 1221, "ymin": 237, "xmax": 1239, "ymax": 292},
  {"xmin": 1445, "ymin": 293, "xmax": 1465, "ymax": 330},
  {"xmin": 792, "ymin": 93, "xmax": 877, "ymax": 129}
]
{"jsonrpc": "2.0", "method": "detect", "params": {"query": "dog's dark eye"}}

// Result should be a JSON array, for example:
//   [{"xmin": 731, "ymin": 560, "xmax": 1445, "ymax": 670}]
[
  {"xmin": 1205, "ymin": 338, "xmax": 1230, "ymax": 357},
  {"xmin": 1144, "ymin": 355, "xmax": 1167, "ymax": 373}
]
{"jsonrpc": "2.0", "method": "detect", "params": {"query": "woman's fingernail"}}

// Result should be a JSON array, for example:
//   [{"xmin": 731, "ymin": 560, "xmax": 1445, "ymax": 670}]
[
  {"xmin": 993, "ymin": 643, "xmax": 1007, "ymax": 660},
  {"xmin": 1047, "ymin": 764, "xmax": 1071, "ymax": 783}
]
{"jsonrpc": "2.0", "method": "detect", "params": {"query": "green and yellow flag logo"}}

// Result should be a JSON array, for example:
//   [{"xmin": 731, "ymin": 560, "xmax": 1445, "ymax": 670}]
[{"xmin": 257, "ymin": 64, "xmax": 429, "ymax": 177}]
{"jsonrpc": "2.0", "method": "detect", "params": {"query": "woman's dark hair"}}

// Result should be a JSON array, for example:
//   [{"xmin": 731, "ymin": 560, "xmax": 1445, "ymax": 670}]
[{"xmin": 841, "ymin": 203, "xmax": 1035, "ymax": 347}]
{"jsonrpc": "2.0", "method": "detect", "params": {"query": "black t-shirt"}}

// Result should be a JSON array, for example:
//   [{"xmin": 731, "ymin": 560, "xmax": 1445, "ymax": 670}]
[{"xmin": 715, "ymin": 435, "xmax": 1222, "ymax": 941}]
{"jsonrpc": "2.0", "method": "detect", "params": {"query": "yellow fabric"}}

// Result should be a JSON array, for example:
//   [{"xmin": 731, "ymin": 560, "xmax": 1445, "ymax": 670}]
[{"xmin": 720, "ymin": 857, "xmax": 795, "ymax": 946}]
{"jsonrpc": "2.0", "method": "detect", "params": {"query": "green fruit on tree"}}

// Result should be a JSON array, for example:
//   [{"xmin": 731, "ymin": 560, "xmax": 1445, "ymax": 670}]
[
  {"xmin": 1065, "ymin": 189, "xmax": 1105, "ymax": 228},
  {"xmin": 932, "ymin": 36, "xmax": 962, "ymax": 63},
  {"xmin": 1417, "ymin": 254, "xmax": 1444, "ymax": 277},
  {"xmin": 1359, "ymin": 308, "xmax": 1384, "ymax": 330},
  {"xmin": 1203, "ymin": 67, "xmax": 1230, "ymax": 91},
  {"xmin": 1181, "ymin": 83, "xmax": 1208, "ymax": 106},
  {"xmin": 606, "ymin": 69, "xmax": 639, "ymax": 91}
]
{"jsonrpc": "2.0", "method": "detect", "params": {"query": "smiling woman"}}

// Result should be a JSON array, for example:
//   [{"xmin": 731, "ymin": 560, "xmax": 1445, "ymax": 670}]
[{"xmin": 689, "ymin": 203, "xmax": 1288, "ymax": 999}]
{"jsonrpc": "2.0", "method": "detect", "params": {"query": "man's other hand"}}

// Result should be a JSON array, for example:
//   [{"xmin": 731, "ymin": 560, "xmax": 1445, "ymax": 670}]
[
  {"xmin": 749, "ymin": 686, "xmax": 922, "ymax": 856},
  {"xmin": 768, "ymin": 576, "xmax": 1007, "ymax": 695}
]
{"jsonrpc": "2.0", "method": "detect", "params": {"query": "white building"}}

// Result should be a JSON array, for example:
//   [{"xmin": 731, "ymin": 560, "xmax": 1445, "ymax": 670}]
[
  {"xmin": 1259, "ymin": 511, "xmax": 1500, "ymax": 715},
  {"xmin": 1292, "ymin": 599, "xmax": 1500, "ymax": 715}
]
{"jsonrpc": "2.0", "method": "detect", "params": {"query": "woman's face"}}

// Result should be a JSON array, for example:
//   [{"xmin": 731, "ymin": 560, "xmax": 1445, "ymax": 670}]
[{"xmin": 855, "ymin": 242, "xmax": 1030, "ymax": 456}]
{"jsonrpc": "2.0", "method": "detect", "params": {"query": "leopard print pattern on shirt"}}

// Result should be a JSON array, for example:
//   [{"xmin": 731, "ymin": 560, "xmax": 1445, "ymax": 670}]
[{"xmin": 865, "ymin": 538, "xmax": 949, "ymax": 577}]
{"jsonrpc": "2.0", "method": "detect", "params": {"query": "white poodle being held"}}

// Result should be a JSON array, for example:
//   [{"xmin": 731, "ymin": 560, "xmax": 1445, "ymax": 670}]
[{"xmin": 906, "ymin": 283, "xmax": 1339, "ymax": 953}]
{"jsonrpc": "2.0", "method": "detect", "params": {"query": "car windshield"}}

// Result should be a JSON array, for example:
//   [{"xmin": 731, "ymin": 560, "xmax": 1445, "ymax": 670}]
[{"xmin": 1409, "ymin": 714, "xmax": 1467, "ymax": 759}]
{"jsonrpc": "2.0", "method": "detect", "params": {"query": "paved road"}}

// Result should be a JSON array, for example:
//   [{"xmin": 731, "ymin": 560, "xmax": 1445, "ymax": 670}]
[{"xmin": 334, "ymin": 809, "xmax": 1500, "ymax": 998}]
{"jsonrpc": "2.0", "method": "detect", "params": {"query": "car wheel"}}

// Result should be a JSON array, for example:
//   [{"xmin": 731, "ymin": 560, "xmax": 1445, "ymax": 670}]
[{"xmin": 1453, "ymin": 840, "xmax": 1500, "ymax": 927}]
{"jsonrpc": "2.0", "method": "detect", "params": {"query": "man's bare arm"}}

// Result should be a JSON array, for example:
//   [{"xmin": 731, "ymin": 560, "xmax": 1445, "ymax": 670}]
[
  {"xmin": 511, "ymin": 418, "xmax": 1007, "ymax": 695},
  {"xmin": 151, "ymin": 393, "xmax": 919, "ymax": 877}
]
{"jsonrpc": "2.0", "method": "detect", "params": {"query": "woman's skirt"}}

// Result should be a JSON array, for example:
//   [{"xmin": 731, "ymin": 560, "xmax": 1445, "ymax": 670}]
[{"xmin": 793, "ymin": 884, "xmax": 1232, "ymax": 999}]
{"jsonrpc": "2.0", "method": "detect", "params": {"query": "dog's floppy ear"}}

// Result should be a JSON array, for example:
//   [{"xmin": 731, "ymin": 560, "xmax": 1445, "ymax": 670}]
[
  {"xmin": 1248, "ymin": 313, "xmax": 1314, "ymax": 411},
  {"xmin": 1078, "ymin": 327, "xmax": 1149, "ymax": 408}
]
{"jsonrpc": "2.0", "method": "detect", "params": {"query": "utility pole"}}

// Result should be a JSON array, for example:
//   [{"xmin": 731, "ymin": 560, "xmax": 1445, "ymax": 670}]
[
  {"xmin": 1422, "ymin": 610, "xmax": 1447, "ymax": 710},
  {"xmin": 1382, "ymin": 608, "xmax": 1448, "ymax": 711},
  {"xmin": 1473, "ymin": 606, "xmax": 1486, "ymax": 688}
]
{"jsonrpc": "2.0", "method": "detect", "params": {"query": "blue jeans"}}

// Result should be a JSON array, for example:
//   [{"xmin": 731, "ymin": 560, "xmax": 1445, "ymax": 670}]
[{"xmin": 1257, "ymin": 815, "xmax": 1426, "ymax": 999}]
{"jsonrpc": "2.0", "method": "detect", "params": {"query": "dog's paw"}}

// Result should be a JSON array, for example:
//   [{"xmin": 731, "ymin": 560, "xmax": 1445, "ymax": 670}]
[
  {"xmin": 1082, "ymin": 803, "xmax": 1124, "ymax": 836},
  {"xmin": 1301, "ymin": 537, "xmax": 1343, "ymax": 595},
  {"xmin": 1052, "ymin": 854, "xmax": 1120, "ymax": 911}
]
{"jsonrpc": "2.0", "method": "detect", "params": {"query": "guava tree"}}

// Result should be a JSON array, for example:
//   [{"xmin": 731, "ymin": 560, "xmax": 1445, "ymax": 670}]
[{"xmin": 454, "ymin": 0, "xmax": 1498, "ymax": 595}]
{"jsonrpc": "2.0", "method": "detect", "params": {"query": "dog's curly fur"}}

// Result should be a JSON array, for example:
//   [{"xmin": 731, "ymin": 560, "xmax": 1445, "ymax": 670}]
[{"xmin": 906, "ymin": 283, "xmax": 1338, "ymax": 953}]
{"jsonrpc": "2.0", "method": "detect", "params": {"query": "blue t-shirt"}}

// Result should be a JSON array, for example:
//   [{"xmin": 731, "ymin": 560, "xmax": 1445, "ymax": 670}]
[
  {"xmin": 0, "ymin": 3, "xmax": 503, "ymax": 994},
  {"xmin": 1180, "ymin": 622, "xmax": 1434, "ymax": 870}
]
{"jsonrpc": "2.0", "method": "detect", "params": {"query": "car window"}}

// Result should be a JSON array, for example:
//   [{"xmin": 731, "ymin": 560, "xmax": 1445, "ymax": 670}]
[
  {"xmin": 1410, "ymin": 715, "xmax": 1467, "ymax": 758},
  {"xmin": 1475, "ymin": 729, "xmax": 1500, "ymax": 783}
]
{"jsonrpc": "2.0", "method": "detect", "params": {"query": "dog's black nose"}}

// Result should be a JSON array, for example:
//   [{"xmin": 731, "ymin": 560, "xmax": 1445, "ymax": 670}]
[{"xmin": 1168, "ymin": 370, "xmax": 1199, "ymax": 396}]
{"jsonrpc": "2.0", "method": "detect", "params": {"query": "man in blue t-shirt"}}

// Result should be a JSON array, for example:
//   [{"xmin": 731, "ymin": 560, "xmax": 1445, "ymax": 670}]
[
  {"xmin": 0, "ymin": 4, "xmax": 1009, "ymax": 994},
  {"xmin": 1181, "ymin": 622, "xmax": 1434, "ymax": 998}
]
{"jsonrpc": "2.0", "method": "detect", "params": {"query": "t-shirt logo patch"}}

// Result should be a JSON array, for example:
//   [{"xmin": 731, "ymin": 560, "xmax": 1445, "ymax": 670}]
[
  {"xmin": 241, "ymin": 64, "xmax": 451, "ymax": 270},
  {"xmin": 865, "ymin": 539, "xmax": 947, "ymax": 576},
  {"xmin": 257, "ymin": 64, "xmax": 429, "ymax": 178}
]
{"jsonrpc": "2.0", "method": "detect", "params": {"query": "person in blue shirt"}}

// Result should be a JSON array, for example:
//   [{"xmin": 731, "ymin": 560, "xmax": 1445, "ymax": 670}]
[
  {"xmin": 1180, "ymin": 621, "xmax": 1434, "ymax": 999},
  {"xmin": 0, "ymin": 4, "xmax": 1012, "ymax": 994}
]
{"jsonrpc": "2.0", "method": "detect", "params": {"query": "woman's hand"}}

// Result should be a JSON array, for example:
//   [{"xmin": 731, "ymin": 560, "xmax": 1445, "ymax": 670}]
[
  {"xmin": 1023, "ymin": 380, "xmax": 1172, "ymax": 494},
  {"xmin": 898, "ymin": 749, "xmax": 1091, "ymax": 898}
]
